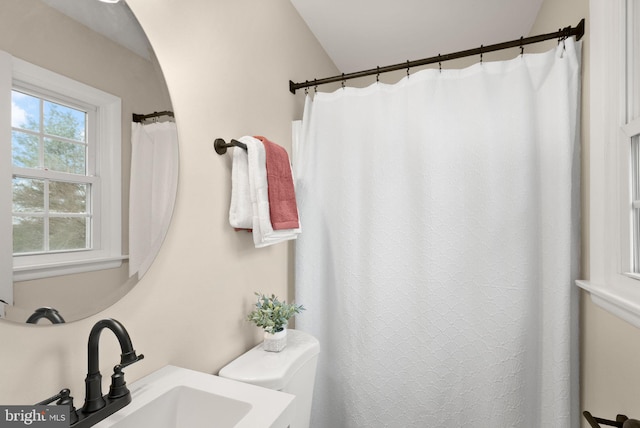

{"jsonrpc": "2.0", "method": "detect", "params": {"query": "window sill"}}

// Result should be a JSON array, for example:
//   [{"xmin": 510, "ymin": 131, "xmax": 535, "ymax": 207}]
[
  {"xmin": 576, "ymin": 279, "xmax": 640, "ymax": 328},
  {"xmin": 13, "ymin": 255, "xmax": 128, "ymax": 282}
]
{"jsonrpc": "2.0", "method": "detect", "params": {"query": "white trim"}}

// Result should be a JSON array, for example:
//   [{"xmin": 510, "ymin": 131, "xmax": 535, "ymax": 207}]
[
  {"xmin": 2, "ymin": 52, "xmax": 123, "ymax": 282},
  {"xmin": 13, "ymin": 255, "xmax": 128, "ymax": 282},
  {"xmin": 577, "ymin": 280, "xmax": 640, "ymax": 328},
  {"xmin": 0, "ymin": 51, "xmax": 13, "ymax": 309},
  {"xmin": 577, "ymin": 0, "xmax": 640, "ymax": 327},
  {"xmin": 623, "ymin": 119, "xmax": 640, "ymax": 139}
]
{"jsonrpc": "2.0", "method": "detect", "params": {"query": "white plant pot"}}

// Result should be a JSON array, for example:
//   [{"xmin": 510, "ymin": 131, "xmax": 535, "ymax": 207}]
[{"xmin": 263, "ymin": 328, "xmax": 287, "ymax": 352}]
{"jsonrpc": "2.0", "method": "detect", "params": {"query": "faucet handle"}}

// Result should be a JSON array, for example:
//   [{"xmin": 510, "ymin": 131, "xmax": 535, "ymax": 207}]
[
  {"xmin": 35, "ymin": 389, "xmax": 79, "ymax": 425},
  {"xmin": 36, "ymin": 388, "xmax": 70, "ymax": 406},
  {"xmin": 55, "ymin": 390, "xmax": 79, "ymax": 425},
  {"xmin": 108, "ymin": 354, "xmax": 144, "ymax": 399},
  {"xmin": 108, "ymin": 366, "xmax": 129, "ymax": 399}
]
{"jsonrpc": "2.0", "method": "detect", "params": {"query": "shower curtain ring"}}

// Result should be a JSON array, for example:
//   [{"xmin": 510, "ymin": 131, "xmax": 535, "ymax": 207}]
[
  {"xmin": 438, "ymin": 54, "xmax": 442, "ymax": 72},
  {"xmin": 557, "ymin": 30, "xmax": 567, "ymax": 57},
  {"xmin": 480, "ymin": 45, "xmax": 483, "ymax": 64},
  {"xmin": 520, "ymin": 36, "xmax": 524, "ymax": 56},
  {"xmin": 341, "ymin": 73, "xmax": 345, "ymax": 89},
  {"xmin": 376, "ymin": 66, "xmax": 380, "ymax": 83},
  {"xmin": 406, "ymin": 60, "xmax": 410, "ymax": 77}
]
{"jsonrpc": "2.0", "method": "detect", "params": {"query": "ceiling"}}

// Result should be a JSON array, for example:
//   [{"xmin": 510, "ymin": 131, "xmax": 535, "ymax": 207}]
[
  {"xmin": 289, "ymin": 0, "xmax": 545, "ymax": 73},
  {"xmin": 40, "ymin": 0, "xmax": 152, "ymax": 59},
  {"xmin": 41, "ymin": 0, "xmax": 544, "ymax": 75}
]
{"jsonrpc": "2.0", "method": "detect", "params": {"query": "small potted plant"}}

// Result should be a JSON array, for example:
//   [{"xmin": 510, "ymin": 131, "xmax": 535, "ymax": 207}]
[{"xmin": 247, "ymin": 292, "xmax": 305, "ymax": 352}]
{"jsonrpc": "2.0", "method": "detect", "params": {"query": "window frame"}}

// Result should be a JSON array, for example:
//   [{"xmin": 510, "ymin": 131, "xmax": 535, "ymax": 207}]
[
  {"xmin": 625, "ymin": 120, "xmax": 640, "ymax": 275},
  {"xmin": 576, "ymin": 0, "xmax": 640, "ymax": 327},
  {"xmin": 1, "ymin": 52, "xmax": 123, "ymax": 286},
  {"xmin": 11, "ymin": 85, "xmax": 97, "ymax": 256}
]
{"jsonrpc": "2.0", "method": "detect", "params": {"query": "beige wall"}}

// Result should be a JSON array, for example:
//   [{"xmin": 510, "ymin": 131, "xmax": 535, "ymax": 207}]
[
  {"xmin": 533, "ymin": 0, "xmax": 640, "ymax": 426},
  {"xmin": 0, "ymin": 0, "xmax": 171, "ymax": 322},
  {"xmin": 0, "ymin": 0, "xmax": 337, "ymax": 405}
]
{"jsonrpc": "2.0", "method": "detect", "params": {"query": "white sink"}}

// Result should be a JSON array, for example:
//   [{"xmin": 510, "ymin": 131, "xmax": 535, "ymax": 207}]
[
  {"xmin": 109, "ymin": 386, "xmax": 250, "ymax": 428},
  {"xmin": 93, "ymin": 365, "xmax": 294, "ymax": 428}
]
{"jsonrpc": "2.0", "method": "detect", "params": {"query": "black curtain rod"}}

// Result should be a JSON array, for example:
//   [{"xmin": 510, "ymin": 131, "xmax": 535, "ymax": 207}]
[
  {"xmin": 132, "ymin": 110, "xmax": 175, "ymax": 123},
  {"xmin": 289, "ymin": 18, "xmax": 585, "ymax": 94}
]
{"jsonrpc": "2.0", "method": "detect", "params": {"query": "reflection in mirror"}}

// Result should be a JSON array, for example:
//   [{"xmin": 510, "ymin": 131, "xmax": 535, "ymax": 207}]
[{"xmin": 0, "ymin": 0, "xmax": 177, "ymax": 324}]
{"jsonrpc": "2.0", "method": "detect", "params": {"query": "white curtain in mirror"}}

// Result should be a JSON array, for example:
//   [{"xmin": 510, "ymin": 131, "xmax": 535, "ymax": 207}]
[
  {"xmin": 129, "ymin": 122, "xmax": 178, "ymax": 279},
  {"xmin": 295, "ymin": 40, "xmax": 581, "ymax": 427}
]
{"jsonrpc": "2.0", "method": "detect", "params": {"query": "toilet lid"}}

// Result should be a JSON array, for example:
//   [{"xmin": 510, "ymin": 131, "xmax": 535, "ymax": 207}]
[{"xmin": 218, "ymin": 329, "xmax": 320, "ymax": 390}]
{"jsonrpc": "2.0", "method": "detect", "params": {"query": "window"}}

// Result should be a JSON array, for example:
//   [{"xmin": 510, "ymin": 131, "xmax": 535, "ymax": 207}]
[
  {"xmin": 11, "ymin": 88, "xmax": 95, "ymax": 255},
  {"xmin": 577, "ymin": 0, "xmax": 640, "ymax": 327},
  {"xmin": 625, "ymin": 0, "xmax": 640, "ymax": 276},
  {"xmin": 628, "ymin": 123, "xmax": 640, "ymax": 274},
  {"xmin": 0, "ymin": 52, "xmax": 123, "ymax": 292}
]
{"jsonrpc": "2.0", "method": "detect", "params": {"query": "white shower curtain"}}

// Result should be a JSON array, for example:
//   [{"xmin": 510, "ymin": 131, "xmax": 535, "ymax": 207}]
[
  {"xmin": 129, "ymin": 121, "xmax": 179, "ymax": 279},
  {"xmin": 294, "ymin": 39, "xmax": 581, "ymax": 427}
]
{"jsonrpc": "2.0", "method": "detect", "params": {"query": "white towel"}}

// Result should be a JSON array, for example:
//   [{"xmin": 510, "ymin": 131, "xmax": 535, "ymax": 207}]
[
  {"xmin": 229, "ymin": 136, "xmax": 300, "ymax": 247},
  {"xmin": 244, "ymin": 137, "xmax": 300, "ymax": 248},
  {"xmin": 228, "ymin": 136, "xmax": 253, "ymax": 229}
]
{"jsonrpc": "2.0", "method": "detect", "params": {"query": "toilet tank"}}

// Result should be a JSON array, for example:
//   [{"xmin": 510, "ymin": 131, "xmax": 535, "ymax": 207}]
[{"xmin": 218, "ymin": 329, "xmax": 320, "ymax": 428}]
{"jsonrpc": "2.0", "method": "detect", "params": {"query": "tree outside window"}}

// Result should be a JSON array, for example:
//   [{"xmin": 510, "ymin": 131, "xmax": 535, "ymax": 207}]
[{"xmin": 11, "ymin": 90, "xmax": 92, "ymax": 255}]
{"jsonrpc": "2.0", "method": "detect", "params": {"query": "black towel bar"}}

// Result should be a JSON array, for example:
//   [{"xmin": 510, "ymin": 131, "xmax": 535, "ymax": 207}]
[
  {"xmin": 214, "ymin": 138, "xmax": 247, "ymax": 155},
  {"xmin": 583, "ymin": 411, "xmax": 628, "ymax": 428}
]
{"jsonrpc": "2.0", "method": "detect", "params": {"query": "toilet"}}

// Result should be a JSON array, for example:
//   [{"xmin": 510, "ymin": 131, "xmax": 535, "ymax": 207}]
[{"xmin": 218, "ymin": 329, "xmax": 320, "ymax": 428}]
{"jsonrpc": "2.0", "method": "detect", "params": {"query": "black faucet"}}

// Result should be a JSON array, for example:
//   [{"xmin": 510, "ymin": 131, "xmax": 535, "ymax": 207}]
[
  {"xmin": 26, "ymin": 307, "xmax": 66, "ymax": 324},
  {"xmin": 82, "ymin": 319, "xmax": 144, "ymax": 413},
  {"xmin": 37, "ymin": 318, "xmax": 144, "ymax": 428}
]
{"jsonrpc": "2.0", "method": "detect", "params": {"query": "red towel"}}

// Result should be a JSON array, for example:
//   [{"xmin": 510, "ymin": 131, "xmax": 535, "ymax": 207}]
[{"xmin": 254, "ymin": 136, "xmax": 300, "ymax": 230}]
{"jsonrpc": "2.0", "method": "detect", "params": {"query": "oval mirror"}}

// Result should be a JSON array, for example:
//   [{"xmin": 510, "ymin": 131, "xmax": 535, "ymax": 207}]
[{"xmin": 0, "ymin": 0, "xmax": 177, "ymax": 324}]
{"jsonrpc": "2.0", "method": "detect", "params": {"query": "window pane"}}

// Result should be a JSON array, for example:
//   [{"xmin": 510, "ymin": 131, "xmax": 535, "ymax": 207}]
[
  {"xmin": 44, "ymin": 138, "xmax": 86, "ymax": 174},
  {"xmin": 12, "ymin": 177, "xmax": 44, "ymax": 213},
  {"xmin": 11, "ymin": 91, "xmax": 40, "ymax": 131},
  {"xmin": 631, "ymin": 2, "xmax": 640, "ymax": 121},
  {"xmin": 12, "ymin": 130, "xmax": 39, "ymax": 168},
  {"xmin": 49, "ymin": 181, "xmax": 87, "ymax": 213},
  {"xmin": 43, "ymin": 101, "xmax": 85, "ymax": 142},
  {"xmin": 633, "ymin": 135, "xmax": 640, "ymax": 272},
  {"xmin": 49, "ymin": 217, "xmax": 87, "ymax": 251},
  {"xmin": 12, "ymin": 216, "xmax": 44, "ymax": 254},
  {"xmin": 635, "ymin": 203, "xmax": 640, "ymax": 272}
]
